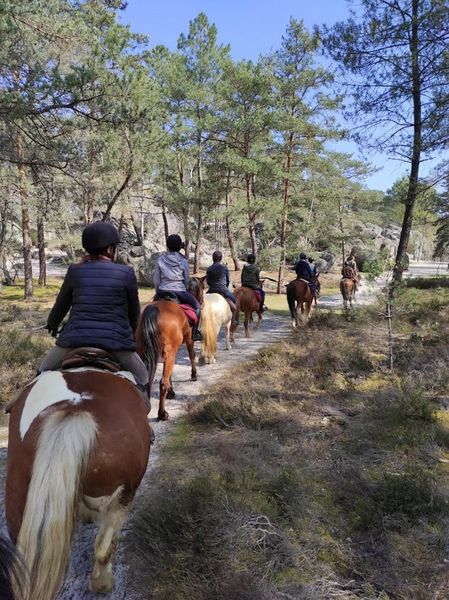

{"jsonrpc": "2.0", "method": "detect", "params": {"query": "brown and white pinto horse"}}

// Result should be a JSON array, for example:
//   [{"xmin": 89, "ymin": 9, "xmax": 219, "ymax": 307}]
[
  {"xmin": 5, "ymin": 369, "xmax": 151, "ymax": 600},
  {"xmin": 135, "ymin": 277, "xmax": 204, "ymax": 421},
  {"xmin": 287, "ymin": 279, "xmax": 314, "ymax": 328},
  {"xmin": 340, "ymin": 278, "xmax": 355, "ymax": 309},
  {"xmin": 232, "ymin": 283, "xmax": 264, "ymax": 339}
]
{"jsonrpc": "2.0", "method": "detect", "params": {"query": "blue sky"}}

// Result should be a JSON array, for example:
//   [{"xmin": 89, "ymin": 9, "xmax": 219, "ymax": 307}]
[{"xmin": 119, "ymin": 1, "xmax": 410, "ymax": 192}]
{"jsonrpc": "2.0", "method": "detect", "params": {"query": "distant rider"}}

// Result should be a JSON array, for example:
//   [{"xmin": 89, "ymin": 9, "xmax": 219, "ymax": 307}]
[
  {"xmin": 308, "ymin": 256, "xmax": 320, "ymax": 297},
  {"xmin": 153, "ymin": 234, "xmax": 202, "ymax": 341},
  {"xmin": 38, "ymin": 221, "xmax": 150, "ymax": 399},
  {"xmin": 292, "ymin": 252, "xmax": 316, "ymax": 296},
  {"xmin": 241, "ymin": 253, "xmax": 266, "ymax": 313},
  {"xmin": 206, "ymin": 250, "xmax": 239, "ymax": 325},
  {"xmin": 341, "ymin": 260, "xmax": 358, "ymax": 292}
]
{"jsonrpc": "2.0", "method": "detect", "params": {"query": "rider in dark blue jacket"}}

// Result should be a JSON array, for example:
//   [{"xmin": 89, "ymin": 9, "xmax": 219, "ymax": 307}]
[
  {"xmin": 38, "ymin": 221, "xmax": 149, "ymax": 393},
  {"xmin": 206, "ymin": 250, "xmax": 238, "ymax": 324},
  {"xmin": 292, "ymin": 252, "xmax": 316, "ymax": 294}
]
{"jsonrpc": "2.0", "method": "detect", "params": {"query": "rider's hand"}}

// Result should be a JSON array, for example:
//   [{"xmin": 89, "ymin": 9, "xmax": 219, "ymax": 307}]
[{"xmin": 46, "ymin": 325, "xmax": 58, "ymax": 337}]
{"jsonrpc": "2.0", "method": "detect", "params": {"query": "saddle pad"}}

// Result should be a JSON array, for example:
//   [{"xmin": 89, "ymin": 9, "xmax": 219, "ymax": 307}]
[
  {"xmin": 299, "ymin": 278, "xmax": 311, "ymax": 285},
  {"xmin": 179, "ymin": 304, "xmax": 198, "ymax": 323},
  {"xmin": 254, "ymin": 290, "xmax": 262, "ymax": 303}
]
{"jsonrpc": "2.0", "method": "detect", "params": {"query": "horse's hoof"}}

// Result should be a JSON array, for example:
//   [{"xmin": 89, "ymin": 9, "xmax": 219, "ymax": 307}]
[
  {"xmin": 158, "ymin": 410, "xmax": 169, "ymax": 421},
  {"xmin": 199, "ymin": 356, "xmax": 206, "ymax": 366},
  {"xmin": 167, "ymin": 389, "xmax": 176, "ymax": 399},
  {"xmin": 90, "ymin": 573, "xmax": 114, "ymax": 594},
  {"xmin": 191, "ymin": 374, "xmax": 198, "ymax": 381}
]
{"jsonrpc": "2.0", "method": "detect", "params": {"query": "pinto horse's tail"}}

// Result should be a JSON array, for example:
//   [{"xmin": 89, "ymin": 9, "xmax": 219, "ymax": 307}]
[
  {"xmin": 200, "ymin": 299, "xmax": 217, "ymax": 363},
  {"xmin": 17, "ymin": 410, "xmax": 97, "ymax": 600},
  {"xmin": 139, "ymin": 304, "xmax": 162, "ymax": 393},
  {"xmin": 286, "ymin": 284, "xmax": 297, "ymax": 320}
]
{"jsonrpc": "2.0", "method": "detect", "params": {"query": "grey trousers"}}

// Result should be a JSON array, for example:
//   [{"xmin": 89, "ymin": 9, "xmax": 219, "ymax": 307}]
[{"xmin": 38, "ymin": 346, "xmax": 149, "ymax": 386}]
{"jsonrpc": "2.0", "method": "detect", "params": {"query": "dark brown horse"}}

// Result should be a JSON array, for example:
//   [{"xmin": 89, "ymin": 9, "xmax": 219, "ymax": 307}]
[
  {"xmin": 231, "ymin": 283, "xmax": 264, "ymax": 339},
  {"xmin": 340, "ymin": 278, "xmax": 355, "ymax": 309},
  {"xmin": 5, "ymin": 368, "xmax": 151, "ymax": 600},
  {"xmin": 135, "ymin": 277, "xmax": 204, "ymax": 421},
  {"xmin": 287, "ymin": 279, "xmax": 314, "ymax": 328}
]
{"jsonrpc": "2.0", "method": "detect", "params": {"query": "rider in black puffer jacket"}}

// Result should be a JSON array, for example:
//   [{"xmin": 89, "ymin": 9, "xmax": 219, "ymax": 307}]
[{"xmin": 38, "ymin": 221, "xmax": 149, "ymax": 394}]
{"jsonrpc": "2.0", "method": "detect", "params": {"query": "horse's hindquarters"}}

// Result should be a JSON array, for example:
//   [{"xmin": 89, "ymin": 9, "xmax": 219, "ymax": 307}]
[{"xmin": 5, "ymin": 371, "xmax": 151, "ymax": 599}]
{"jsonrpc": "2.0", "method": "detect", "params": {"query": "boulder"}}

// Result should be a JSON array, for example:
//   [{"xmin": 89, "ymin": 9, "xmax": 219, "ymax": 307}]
[{"xmin": 317, "ymin": 251, "xmax": 336, "ymax": 273}]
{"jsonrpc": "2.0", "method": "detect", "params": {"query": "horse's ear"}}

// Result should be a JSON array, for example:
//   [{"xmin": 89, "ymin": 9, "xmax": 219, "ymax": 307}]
[{"xmin": 199, "ymin": 275, "xmax": 207, "ymax": 283}]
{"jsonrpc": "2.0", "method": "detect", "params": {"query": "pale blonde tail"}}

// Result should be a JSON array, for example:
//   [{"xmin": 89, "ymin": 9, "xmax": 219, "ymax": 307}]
[
  {"xmin": 200, "ymin": 300, "xmax": 218, "ymax": 359},
  {"xmin": 17, "ymin": 410, "xmax": 97, "ymax": 600}
]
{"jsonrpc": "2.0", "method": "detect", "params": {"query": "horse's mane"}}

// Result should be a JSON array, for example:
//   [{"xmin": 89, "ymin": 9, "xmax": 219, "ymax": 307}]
[{"xmin": 186, "ymin": 277, "xmax": 203, "ymax": 301}]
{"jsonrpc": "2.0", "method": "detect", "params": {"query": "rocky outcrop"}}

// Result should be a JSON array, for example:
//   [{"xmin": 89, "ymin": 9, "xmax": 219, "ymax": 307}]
[{"xmin": 317, "ymin": 252, "xmax": 336, "ymax": 273}]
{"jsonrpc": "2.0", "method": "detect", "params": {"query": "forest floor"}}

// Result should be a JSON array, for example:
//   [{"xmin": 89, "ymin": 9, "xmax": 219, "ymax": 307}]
[{"xmin": 2, "ymin": 273, "xmax": 449, "ymax": 599}]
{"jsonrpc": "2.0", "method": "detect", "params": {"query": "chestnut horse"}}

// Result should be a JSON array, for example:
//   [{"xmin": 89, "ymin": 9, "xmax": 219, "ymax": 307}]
[
  {"xmin": 199, "ymin": 293, "xmax": 232, "ymax": 365},
  {"xmin": 5, "ymin": 369, "xmax": 151, "ymax": 600},
  {"xmin": 340, "ymin": 278, "xmax": 355, "ymax": 309},
  {"xmin": 232, "ymin": 284, "xmax": 264, "ymax": 339},
  {"xmin": 135, "ymin": 277, "xmax": 203, "ymax": 421},
  {"xmin": 287, "ymin": 279, "xmax": 314, "ymax": 328}
]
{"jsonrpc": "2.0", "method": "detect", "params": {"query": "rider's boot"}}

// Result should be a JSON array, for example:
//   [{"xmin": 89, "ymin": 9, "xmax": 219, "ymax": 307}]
[
  {"xmin": 226, "ymin": 299, "xmax": 239, "ymax": 325},
  {"xmin": 192, "ymin": 309, "xmax": 203, "ymax": 342}
]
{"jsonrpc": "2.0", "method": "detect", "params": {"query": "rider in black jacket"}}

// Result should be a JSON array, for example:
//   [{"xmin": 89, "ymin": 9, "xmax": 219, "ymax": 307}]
[{"xmin": 38, "ymin": 221, "xmax": 149, "ymax": 394}]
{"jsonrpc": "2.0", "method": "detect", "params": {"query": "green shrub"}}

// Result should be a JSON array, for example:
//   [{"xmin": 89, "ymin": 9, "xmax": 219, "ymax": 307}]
[{"xmin": 375, "ymin": 466, "xmax": 443, "ymax": 521}]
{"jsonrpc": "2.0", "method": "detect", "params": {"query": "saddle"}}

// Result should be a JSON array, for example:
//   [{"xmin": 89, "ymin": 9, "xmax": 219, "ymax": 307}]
[
  {"xmin": 61, "ymin": 348, "xmax": 122, "ymax": 372},
  {"xmin": 154, "ymin": 292, "xmax": 198, "ymax": 324},
  {"xmin": 179, "ymin": 304, "xmax": 198, "ymax": 324}
]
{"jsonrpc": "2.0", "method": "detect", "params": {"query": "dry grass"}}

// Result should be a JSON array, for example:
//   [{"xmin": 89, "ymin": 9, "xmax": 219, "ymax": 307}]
[{"xmin": 127, "ymin": 288, "xmax": 449, "ymax": 600}]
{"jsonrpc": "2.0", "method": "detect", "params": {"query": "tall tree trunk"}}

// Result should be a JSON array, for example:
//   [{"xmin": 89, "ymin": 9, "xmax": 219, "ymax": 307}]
[
  {"xmin": 37, "ymin": 217, "xmax": 46, "ymax": 287},
  {"xmin": 86, "ymin": 187, "xmax": 95, "ymax": 224},
  {"xmin": 161, "ymin": 199, "xmax": 169, "ymax": 240},
  {"xmin": 193, "ymin": 129, "xmax": 203, "ymax": 273},
  {"xmin": 193, "ymin": 205, "xmax": 203, "ymax": 273},
  {"xmin": 277, "ymin": 140, "xmax": 293, "ymax": 294},
  {"xmin": 183, "ymin": 205, "xmax": 191, "ymax": 265},
  {"xmin": 246, "ymin": 173, "xmax": 257, "ymax": 254},
  {"xmin": 130, "ymin": 211, "xmax": 143, "ymax": 245},
  {"xmin": 393, "ymin": 0, "xmax": 421, "ymax": 285},
  {"xmin": 338, "ymin": 198, "xmax": 346, "ymax": 265},
  {"xmin": 16, "ymin": 135, "xmax": 33, "ymax": 299},
  {"xmin": 225, "ymin": 171, "xmax": 240, "ymax": 271}
]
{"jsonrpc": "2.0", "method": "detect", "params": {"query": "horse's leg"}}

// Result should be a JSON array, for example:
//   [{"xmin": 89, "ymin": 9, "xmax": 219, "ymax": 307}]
[
  {"xmin": 255, "ymin": 311, "xmax": 262, "ymax": 328},
  {"xmin": 244, "ymin": 311, "xmax": 250, "ymax": 337},
  {"xmin": 158, "ymin": 352, "xmax": 176, "ymax": 420},
  {"xmin": 304, "ymin": 301, "xmax": 312, "ymax": 320},
  {"xmin": 186, "ymin": 335, "xmax": 198, "ymax": 380},
  {"xmin": 224, "ymin": 321, "xmax": 232, "ymax": 350},
  {"xmin": 89, "ymin": 487, "xmax": 130, "ymax": 594},
  {"xmin": 167, "ymin": 375, "xmax": 176, "ymax": 399}
]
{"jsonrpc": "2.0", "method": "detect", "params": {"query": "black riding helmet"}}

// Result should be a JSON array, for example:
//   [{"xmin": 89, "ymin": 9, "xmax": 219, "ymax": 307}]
[
  {"xmin": 82, "ymin": 222, "xmax": 121, "ymax": 254},
  {"xmin": 247, "ymin": 253, "xmax": 256, "ymax": 263},
  {"xmin": 166, "ymin": 234, "xmax": 183, "ymax": 252},
  {"xmin": 299, "ymin": 252, "xmax": 307, "ymax": 259}
]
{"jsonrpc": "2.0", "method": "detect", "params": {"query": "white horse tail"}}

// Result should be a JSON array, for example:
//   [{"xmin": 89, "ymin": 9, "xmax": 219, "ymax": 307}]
[
  {"xmin": 200, "ymin": 298, "xmax": 217, "ymax": 363},
  {"xmin": 17, "ymin": 410, "xmax": 97, "ymax": 600}
]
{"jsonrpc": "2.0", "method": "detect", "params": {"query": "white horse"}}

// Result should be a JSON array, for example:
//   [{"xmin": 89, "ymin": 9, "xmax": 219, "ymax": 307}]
[{"xmin": 199, "ymin": 293, "xmax": 232, "ymax": 365}]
